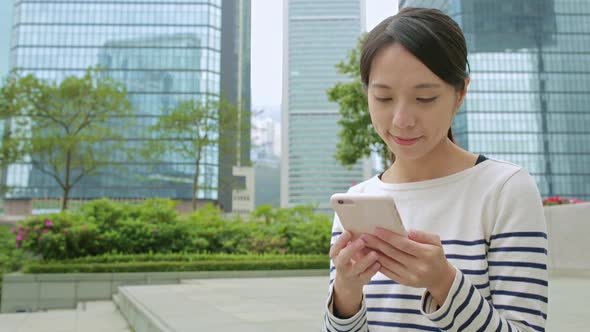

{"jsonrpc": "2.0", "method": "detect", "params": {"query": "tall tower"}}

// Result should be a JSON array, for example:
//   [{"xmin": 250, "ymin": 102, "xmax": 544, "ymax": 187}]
[
  {"xmin": 6, "ymin": 0, "xmax": 251, "ymax": 211},
  {"xmin": 282, "ymin": 0, "xmax": 370, "ymax": 212},
  {"xmin": 400, "ymin": 0, "xmax": 590, "ymax": 200}
]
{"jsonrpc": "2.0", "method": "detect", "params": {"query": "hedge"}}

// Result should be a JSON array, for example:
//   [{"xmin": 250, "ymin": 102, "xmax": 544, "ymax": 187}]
[
  {"xmin": 44, "ymin": 253, "xmax": 328, "ymax": 264},
  {"xmin": 23, "ymin": 255, "xmax": 329, "ymax": 273},
  {"xmin": 11, "ymin": 199, "xmax": 333, "ymax": 260}
]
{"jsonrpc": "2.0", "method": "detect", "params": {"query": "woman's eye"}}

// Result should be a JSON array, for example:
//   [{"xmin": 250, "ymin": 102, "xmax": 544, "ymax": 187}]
[
  {"xmin": 417, "ymin": 97, "xmax": 438, "ymax": 103},
  {"xmin": 374, "ymin": 96, "xmax": 392, "ymax": 102}
]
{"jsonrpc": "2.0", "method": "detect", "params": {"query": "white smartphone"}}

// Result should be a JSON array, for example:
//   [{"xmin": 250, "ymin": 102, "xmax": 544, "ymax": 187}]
[{"xmin": 330, "ymin": 193, "xmax": 406, "ymax": 238}]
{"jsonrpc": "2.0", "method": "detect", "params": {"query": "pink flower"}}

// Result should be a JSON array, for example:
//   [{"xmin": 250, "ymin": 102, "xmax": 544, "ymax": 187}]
[
  {"xmin": 44, "ymin": 219, "xmax": 54, "ymax": 226},
  {"xmin": 10, "ymin": 227, "xmax": 16, "ymax": 233},
  {"xmin": 16, "ymin": 234, "xmax": 22, "ymax": 240},
  {"xmin": 15, "ymin": 242, "xmax": 20, "ymax": 248}
]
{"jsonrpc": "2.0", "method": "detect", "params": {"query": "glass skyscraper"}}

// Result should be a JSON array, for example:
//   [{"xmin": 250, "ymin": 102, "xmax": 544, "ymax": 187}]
[
  {"xmin": 400, "ymin": 0, "xmax": 590, "ymax": 200},
  {"xmin": 5, "ymin": 0, "xmax": 250, "ymax": 209},
  {"xmin": 282, "ymin": 0, "xmax": 370, "ymax": 211},
  {"xmin": 0, "ymin": 1, "xmax": 13, "ymax": 79}
]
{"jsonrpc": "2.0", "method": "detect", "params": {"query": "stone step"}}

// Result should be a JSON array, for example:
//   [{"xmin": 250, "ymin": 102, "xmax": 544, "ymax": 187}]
[
  {"xmin": 112, "ymin": 275, "xmax": 589, "ymax": 332},
  {"xmin": 0, "ymin": 301, "xmax": 130, "ymax": 332},
  {"xmin": 113, "ymin": 276, "xmax": 328, "ymax": 332}
]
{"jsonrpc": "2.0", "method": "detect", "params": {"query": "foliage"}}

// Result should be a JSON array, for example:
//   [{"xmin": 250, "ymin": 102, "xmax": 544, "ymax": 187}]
[
  {"xmin": 543, "ymin": 196, "xmax": 586, "ymax": 206},
  {"xmin": 0, "ymin": 225, "xmax": 27, "ymax": 306},
  {"xmin": 326, "ymin": 34, "xmax": 391, "ymax": 169},
  {"xmin": 23, "ymin": 254, "xmax": 329, "ymax": 273},
  {"xmin": 0, "ymin": 74, "xmax": 34, "ymax": 194},
  {"xmin": 146, "ymin": 98, "xmax": 243, "ymax": 210},
  {"xmin": 11, "ymin": 199, "xmax": 333, "ymax": 260},
  {"xmin": 0, "ymin": 68, "xmax": 134, "ymax": 210},
  {"xmin": 31, "ymin": 252, "xmax": 326, "ymax": 264}
]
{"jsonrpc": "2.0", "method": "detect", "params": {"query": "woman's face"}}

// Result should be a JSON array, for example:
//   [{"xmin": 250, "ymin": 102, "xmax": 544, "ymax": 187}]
[{"xmin": 367, "ymin": 43, "xmax": 467, "ymax": 162}]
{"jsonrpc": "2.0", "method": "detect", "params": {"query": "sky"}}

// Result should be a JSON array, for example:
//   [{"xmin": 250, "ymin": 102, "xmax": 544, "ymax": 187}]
[{"xmin": 250, "ymin": 0, "xmax": 399, "ymax": 111}]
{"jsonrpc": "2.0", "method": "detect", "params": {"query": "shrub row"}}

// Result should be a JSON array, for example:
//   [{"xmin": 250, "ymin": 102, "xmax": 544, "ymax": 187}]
[
  {"xmin": 23, "ymin": 255, "xmax": 329, "ymax": 273},
  {"xmin": 11, "ymin": 199, "xmax": 333, "ymax": 260},
  {"xmin": 46, "ymin": 252, "xmax": 328, "ymax": 264}
]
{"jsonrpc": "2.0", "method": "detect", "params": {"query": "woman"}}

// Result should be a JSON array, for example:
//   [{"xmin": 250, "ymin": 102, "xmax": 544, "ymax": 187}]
[{"xmin": 323, "ymin": 7, "xmax": 548, "ymax": 332}]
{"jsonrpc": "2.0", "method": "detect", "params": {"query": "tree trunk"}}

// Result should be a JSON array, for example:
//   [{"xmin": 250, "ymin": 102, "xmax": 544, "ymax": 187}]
[
  {"xmin": 62, "ymin": 186, "xmax": 70, "ymax": 210},
  {"xmin": 63, "ymin": 151, "xmax": 72, "ymax": 210},
  {"xmin": 192, "ymin": 157, "xmax": 201, "ymax": 211}
]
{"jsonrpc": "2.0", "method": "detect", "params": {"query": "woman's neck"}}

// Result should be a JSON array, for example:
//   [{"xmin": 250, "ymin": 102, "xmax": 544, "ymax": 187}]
[{"xmin": 382, "ymin": 139, "xmax": 478, "ymax": 183}]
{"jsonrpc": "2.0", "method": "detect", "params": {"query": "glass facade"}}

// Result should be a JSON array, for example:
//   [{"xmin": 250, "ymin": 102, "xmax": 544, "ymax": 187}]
[
  {"xmin": 400, "ymin": 0, "xmax": 590, "ymax": 200},
  {"xmin": 8, "ymin": 0, "xmax": 225, "ymax": 200},
  {"xmin": 282, "ymin": 0, "xmax": 369, "ymax": 211},
  {"xmin": 0, "ymin": 0, "xmax": 13, "ymax": 78}
]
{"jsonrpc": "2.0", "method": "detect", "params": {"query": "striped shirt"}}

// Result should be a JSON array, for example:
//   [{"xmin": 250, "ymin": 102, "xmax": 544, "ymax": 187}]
[{"xmin": 323, "ymin": 159, "xmax": 548, "ymax": 332}]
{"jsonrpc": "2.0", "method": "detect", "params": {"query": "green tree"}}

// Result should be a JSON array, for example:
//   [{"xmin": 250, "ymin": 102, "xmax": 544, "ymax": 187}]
[
  {"xmin": 147, "ymin": 98, "xmax": 241, "ymax": 211},
  {"xmin": 2, "ymin": 68, "xmax": 133, "ymax": 210},
  {"xmin": 327, "ymin": 34, "xmax": 391, "ymax": 170},
  {"xmin": 0, "ymin": 74, "xmax": 31, "ymax": 194}
]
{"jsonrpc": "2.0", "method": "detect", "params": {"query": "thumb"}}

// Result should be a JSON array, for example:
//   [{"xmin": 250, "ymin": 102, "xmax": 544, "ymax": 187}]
[{"xmin": 408, "ymin": 229, "xmax": 441, "ymax": 245}]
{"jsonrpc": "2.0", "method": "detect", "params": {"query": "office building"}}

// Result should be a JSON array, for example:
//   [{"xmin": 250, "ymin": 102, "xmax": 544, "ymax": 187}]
[
  {"xmin": 282, "ymin": 0, "xmax": 371, "ymax": 212},
  {"xmin": 400, "ymin": 0, "xmax": 590, "ymax": 200}
]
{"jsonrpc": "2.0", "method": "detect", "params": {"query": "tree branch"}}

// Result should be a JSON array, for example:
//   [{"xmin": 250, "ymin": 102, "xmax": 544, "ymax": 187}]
[{"xmin": 31, "ymin": 160, "xmax": 66, "ymax": 190}]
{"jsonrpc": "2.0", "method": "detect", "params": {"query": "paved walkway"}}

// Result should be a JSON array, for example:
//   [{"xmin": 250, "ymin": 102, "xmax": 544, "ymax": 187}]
[
  {"xmin": 0, "ymin": 275, "xmax": 587, "ymax": 331},
  {"xmin": 0, "ymin": 301, "xmax": 130, "ymax": 332}
]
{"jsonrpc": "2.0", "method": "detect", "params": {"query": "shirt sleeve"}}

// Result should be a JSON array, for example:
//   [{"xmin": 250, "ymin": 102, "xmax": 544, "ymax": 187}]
[
  {"xmin": 420, "ymin": 168, "xmax": 548, "ymax": 332},
  {"xmin": 322, "ymin": 212, "xmax": 370, "ymax": 332}
]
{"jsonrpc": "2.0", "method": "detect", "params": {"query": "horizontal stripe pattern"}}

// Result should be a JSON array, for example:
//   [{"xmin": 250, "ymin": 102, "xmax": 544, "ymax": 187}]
[
  {"xmin": 324, "ymin": 230, "xmax": 548, "ymax": 331},
  {"xmin": 324, "ymin": 165, "xmax": 548, "ymax": 331}
]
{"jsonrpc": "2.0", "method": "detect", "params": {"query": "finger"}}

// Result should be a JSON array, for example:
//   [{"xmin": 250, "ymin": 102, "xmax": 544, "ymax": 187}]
[
  {"xmin": 335, "ymin": 238, "xmax": 365, "ymax": 267},
  {"xmin": 374, "ymin": 227, "xmax": 422, "ymax": 256},
  {"xmin": 376, "ymin": 252, "xmax": 409, "ymax": 276},
  {"xmin": 351, "ymin": 247, "xmax": 372, "ymax": 263},
  {"xmin": 360, "ymin": 234, "xmax": 414, "ymax": 266},
  {"xmin": 379, "ymin": 264, "xmax": 405, "ymax": 284},
  {"xmin": 351, "ymin": 250, "xmax": 379, "ymax": 276},
  {"xmin": 408, "ymin": 229, "xmax": 441, "ymax": 245},
  {"xmin": 359, "ymin": 261, "xmax": 381, "ymax": 281},
  {"xmin": 329, "ymin": 230, "xmax": 351, "ymax": 259}
]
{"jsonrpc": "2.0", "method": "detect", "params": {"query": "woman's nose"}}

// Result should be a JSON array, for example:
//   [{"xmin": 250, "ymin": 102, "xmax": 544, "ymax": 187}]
[{"xmin": 392, "ymin": 106, "xmax": 416, "ymax": 129}]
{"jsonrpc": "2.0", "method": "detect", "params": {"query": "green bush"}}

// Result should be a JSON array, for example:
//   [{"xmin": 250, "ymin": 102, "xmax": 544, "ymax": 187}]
[
  {"xmin": 0, "ymin": 225, "xmax": 27, "ymax": 307},
  {"xmin": 16, "ymin": 212, "xmax": 104, "ymax": 259},
  {"xmin": 46, "ymin": 252, "xmax": 327, "ymax": 264},
  {"xmin": 23, "ymin": 254, "xmax": 329, "ymax": 273},
  {"xmin": 13, "ymin": 199, "xmax": 333, "ymax": 260}
]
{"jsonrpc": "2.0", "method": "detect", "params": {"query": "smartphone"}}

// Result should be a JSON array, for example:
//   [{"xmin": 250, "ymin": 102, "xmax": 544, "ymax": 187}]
[{"xmin": 330, "ymin": 193, "xmax": 406, "ymax": 238}]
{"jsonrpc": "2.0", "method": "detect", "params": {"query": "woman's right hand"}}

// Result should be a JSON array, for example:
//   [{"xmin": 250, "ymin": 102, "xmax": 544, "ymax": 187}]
[{"xmin": 330, "ymin": 230, "xmax": 381, "ymax": 318}]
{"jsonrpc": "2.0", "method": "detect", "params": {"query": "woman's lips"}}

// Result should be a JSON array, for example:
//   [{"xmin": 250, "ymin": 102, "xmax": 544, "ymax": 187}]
[{"xmin": 389, "ymin": 133, "xmax": 421, "ymax": 146}]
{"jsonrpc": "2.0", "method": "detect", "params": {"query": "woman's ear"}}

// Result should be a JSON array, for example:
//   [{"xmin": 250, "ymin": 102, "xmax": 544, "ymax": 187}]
[{"xmin": 457, "ymin": 77, "xmax": 470, "ymax": 107}]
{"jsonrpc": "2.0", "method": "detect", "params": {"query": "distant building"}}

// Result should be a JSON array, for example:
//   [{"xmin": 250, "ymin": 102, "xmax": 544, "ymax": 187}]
[
  {"xmin": 252, "ymin": 116, "xmax": 281, "ymax": 163},
  {"xmin": 0, "ymin": 0, "xmax": 13, "ymax": 78},
  {"xmin": 5, "ymin": 0, "xmax": 252, "ymax": 213},
  {"xmin": 401, "ymin": 0, "xmax": 590, "ymax": 200},
  {"xmin": 282, "ymin": 0, "xmax": 371, "ymax": 212}
]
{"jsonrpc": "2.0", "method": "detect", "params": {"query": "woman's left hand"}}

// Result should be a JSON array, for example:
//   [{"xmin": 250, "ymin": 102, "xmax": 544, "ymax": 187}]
[{"xmin": 360, "ymin": 228, "xmax": 456, "ymax": 306}]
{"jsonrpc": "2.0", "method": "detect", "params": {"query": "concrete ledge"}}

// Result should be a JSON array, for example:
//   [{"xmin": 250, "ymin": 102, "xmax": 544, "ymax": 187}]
[
  {"xmin": 114, "ymin": 289, "xmax": 171, "ymax": 332},
  {"xmin": 545, "ymin": 203, "xmax": 590, "ymax": 270},
  {"xmin": 549, "ymin": 269, "xmax": 590, "ymax": 279},
  {"xmin": 1, "ymin": 270, "xmax": 327, "ymax": 313}
]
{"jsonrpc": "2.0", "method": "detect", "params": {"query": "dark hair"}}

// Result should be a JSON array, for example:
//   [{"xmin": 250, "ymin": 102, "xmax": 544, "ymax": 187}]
[{"xmin": 360, "ymin": 7, "xmax": 470, "ymax": 147}]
